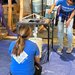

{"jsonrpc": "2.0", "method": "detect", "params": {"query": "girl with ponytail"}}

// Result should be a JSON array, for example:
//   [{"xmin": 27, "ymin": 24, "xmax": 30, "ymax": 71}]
[{"xmin": 9, "ymin": 24, "xmax": 40, "ymax": 75}]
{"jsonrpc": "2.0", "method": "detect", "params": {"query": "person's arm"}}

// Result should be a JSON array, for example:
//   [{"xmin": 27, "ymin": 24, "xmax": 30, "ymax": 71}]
[
  {"xmin": 48, "ymin": 0, "xmax": 63, "ymax": 14},
  {"xmin": 48, "ymin": 3, "xmax": 56, "ymax": 14},
  {"xmin": 34, "ymin": 44, "xmax": 40, "ymax": 63},
  {"xmin": 66, "ymin": 10, "xmax": 75, "ymax": 28},
  {"xmin": 68, "ymin": 10, "xmax": 75, "ymax": 21},
  {"xmin": 34, "ymin": 56, "xmax": 40, "ymax": 63}
]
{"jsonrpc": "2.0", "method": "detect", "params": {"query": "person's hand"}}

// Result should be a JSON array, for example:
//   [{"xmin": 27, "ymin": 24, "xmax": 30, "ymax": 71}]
[
  {"xmin": 66, "ymin": 19, "xmax": 71, "ymax": 28},
  {"xmin": 48, "ymin": 9, "xmax": 52, "ymax": 14},
  {"xmin": 45, "ymin": 19, "xmax": 50, "ymax": 23}
]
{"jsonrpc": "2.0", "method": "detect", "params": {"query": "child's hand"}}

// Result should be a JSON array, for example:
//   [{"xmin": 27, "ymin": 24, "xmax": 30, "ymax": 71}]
[
  {"xmin": 66, "ymin": 19, "xmax": 71, "ymax": 28},
  {"xmin": 45, "ymin": 19, "xmax": 50, "ymax": 23},
  {"xmin": 48, "ymin": 9, "xmax": 52, "ymax": 14}
]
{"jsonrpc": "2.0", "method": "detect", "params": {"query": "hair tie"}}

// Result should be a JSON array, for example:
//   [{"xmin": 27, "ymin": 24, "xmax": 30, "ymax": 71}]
[
  {"xmin": 22, "ymin": 35, "xmax": 27, "ymax": 38},
  {"xmin": 17, "ymin": 34, "xmax": 21, "ymax": 37}
]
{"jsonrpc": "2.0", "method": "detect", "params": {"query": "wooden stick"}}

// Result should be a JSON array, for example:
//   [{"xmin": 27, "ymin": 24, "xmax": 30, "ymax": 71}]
[
  {"xmin": 8, "ymin": 0, "xmax": 12, "ymax": 30},
  {"xmin": 19, "ymin": 0, "xmax": 24, "ymax": 21}
]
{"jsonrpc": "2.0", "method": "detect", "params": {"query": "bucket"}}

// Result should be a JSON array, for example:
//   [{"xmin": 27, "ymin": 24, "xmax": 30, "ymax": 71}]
[
  {"xmin": 32, "ymin": 0, "xmax": 42, "ymax": 13},
  {"xmin": 29, "ymin": 37, "xmax": 42, "ymax": 58}
]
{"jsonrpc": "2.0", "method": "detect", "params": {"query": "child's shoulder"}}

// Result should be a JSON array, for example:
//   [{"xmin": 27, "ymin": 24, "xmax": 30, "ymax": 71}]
[
  {"xmin": 27, "ymin": 40, "xmax": 36, "ymax": 44},
  {"xmin": 10, "ymin": 41, "xmax": 16, "ymax": 46},
  {"xmin": 27, "ymin": 40, "xmax": 37, "ymax": 47}
]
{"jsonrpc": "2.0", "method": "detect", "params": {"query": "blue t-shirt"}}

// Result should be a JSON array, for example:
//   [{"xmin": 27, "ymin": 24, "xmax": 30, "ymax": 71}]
[
  {"xmin": 56, "ymin": 0, "xmax": 75, "ymax": 12},
  {"xmin": 8, "ymin": 40, "xmax": 39, "ymax": 75},
  {"xmin": 55, "ymin": 0, "xmax": 75, "ymax": 21}
]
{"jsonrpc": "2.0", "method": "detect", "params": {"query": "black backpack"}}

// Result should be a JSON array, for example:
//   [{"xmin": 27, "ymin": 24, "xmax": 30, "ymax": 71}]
[{"xmin": 34, "ymin": 62, "xmax": 42, "ymax": 75}]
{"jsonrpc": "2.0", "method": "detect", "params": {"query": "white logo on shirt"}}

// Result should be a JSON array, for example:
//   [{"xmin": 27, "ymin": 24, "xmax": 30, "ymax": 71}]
[
  {"xmin": 11, "ymin": 51, "xmax": 28, "ymax": 64},
  {"xmin": 62, "ymin": 6, "xmax": 74, "ymax": 12}
]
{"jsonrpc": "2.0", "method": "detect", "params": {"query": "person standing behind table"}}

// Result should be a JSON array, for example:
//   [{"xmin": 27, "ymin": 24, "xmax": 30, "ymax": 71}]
[
  {"xmin": 8, "ymin": 24, "xmax": 40, "ymax": 75},
  {"xmin": 48, "ymin": 0, "xmax": 75, "ymax": 54}
]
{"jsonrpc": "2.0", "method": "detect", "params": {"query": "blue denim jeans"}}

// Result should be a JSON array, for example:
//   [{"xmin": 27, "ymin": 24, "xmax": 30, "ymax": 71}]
[{"xmin": 57, "ymin": 17, "xmax": 73, "ymax": 49}]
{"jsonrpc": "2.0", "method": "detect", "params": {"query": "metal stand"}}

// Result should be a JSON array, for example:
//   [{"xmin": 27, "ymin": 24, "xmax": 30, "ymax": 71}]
[{"xmin": 16, "ymin": 13, "xmax": 50, "ymax": 61}]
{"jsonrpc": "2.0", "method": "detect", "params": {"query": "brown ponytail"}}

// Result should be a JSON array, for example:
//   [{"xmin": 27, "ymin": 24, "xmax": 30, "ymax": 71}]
[{"xmin": 12, "ymin": 24, "xmax": 31, "ymax": 56}]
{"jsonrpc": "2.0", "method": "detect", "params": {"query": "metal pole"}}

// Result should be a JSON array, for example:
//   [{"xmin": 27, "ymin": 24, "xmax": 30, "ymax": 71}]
[
  {"xmin": 52, "ymin": 19, "xmax": 54, "ymax": 49},
  {"xmin": 47, "ymin": 25, "xmax": 50, "ymax": 61},
  {"xmin": 42, "ymin": 0, "xmax": 43, "ymax": 16},
  {"xmin": 31, "ymin": 0, "xmax": 33, "ymax": 14}
]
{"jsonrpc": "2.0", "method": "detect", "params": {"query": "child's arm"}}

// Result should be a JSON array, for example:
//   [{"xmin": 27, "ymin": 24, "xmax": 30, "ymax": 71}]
[
  {"xmin": 69, "ymin": 10, "xmax": 75, "ymax": 20},
  {"xmin": 48, "ymin": 3, "xmax": 56, "ymax": 14},
  {"xmin": 48, "ymin": 0, "xmax": 63, "ymax": 14},
  {"xmin": 66, "ymin": 10, "xmax": 75, "ymax": 28},
  {"xmin": 34, "ymin": 44, "xmax": 40, "ymax": 63}
]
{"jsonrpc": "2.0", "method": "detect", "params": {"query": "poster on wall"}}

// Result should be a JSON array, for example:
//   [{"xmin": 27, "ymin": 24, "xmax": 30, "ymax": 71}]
[
  {"xmin": 47, "ymin": 0, "xmax": 58, "ymax": 5},
  {"xmin": 47, "ymin": 0, "xmax": 55, "ymax": 5}
]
